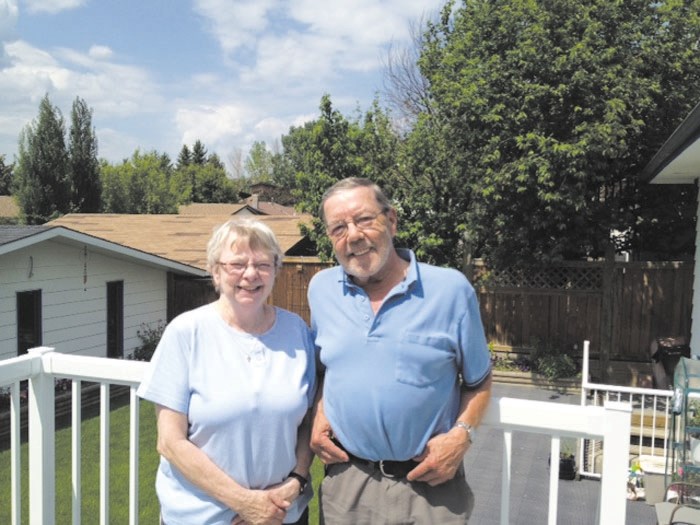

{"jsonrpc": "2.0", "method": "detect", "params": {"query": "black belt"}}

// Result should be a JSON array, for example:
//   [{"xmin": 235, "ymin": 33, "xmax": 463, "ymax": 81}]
[{"xmin": 332, "ymin": 438, "xmax": 419, "ymax": 479}]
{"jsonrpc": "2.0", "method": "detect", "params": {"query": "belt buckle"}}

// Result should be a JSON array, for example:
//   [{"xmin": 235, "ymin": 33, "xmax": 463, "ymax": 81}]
[{"xmin": 378, "ymin": 460, "xmax": 397, "ymax": 478}]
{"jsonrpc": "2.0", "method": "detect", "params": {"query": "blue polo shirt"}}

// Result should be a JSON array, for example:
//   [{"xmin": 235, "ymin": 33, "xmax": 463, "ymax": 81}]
[{"xmin": 309, "ymin": 249, "xmax": 491, "ymax": 462}]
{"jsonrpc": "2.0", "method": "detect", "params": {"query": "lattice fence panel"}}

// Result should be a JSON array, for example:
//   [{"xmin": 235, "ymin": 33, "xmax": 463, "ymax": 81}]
[{"xmin": 474, "ymin": 264, "xmax": 603, "ymax": 291}]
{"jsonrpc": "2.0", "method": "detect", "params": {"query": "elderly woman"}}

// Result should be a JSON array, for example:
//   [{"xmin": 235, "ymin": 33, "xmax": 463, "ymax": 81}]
[{"xmin": 137, "ymin": 218, "xmax": 315, "ymax": 525}]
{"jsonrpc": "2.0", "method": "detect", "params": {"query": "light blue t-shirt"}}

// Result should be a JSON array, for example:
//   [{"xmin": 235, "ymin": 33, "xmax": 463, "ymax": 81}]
[
  {"xmin": 137, "ymin": 304, "xmax": 315, "ymax": 525},
  {"xmin": 309, "ymin": 249, "xmax": 491, "ymax": 462}
]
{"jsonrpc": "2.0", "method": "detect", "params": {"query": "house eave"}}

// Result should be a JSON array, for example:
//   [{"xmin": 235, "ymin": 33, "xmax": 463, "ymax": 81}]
[{"xmin": 641, "ymin": 101, "xmax": 700, "ymax": 184}]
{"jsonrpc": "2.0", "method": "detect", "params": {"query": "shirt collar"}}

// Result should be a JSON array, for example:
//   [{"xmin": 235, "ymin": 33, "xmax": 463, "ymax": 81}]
[{"xmin": 339, "ymin": 248, "xmax": 418, "ymax": 293}]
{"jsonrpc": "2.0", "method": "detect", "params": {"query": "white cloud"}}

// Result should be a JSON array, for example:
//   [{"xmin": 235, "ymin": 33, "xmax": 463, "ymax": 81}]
[
  {"xmin": 253, "ymin": 116, "xmax": 291, "ymax": 139},
  {"xmin": 0, "ymin": 0, "xmax": 18, "ymax": 38},
  {"xmin": 88, "ymin": 45, "xmax": 112, "ymax": 60},
  {"xmin": 192, "ymin": 0, "xmax": 276, "ymax": 54},
  {"xmin": 193, "ymin": 0, "xmax": 442, "ymax": 89},
  {"xmin": 242, "ymin": 31, "xmax": 339, "ymax": 85},
  {"xmin": 0, "ymin": 40, "xmax": 162, "ymax": 117},
  {"xmin": 23, "ymin": 0, "xmax": 85, "ymax": 14},
  {"xmin": 175, "ymin": 103, "xmax": 252, "ymax": 149}
]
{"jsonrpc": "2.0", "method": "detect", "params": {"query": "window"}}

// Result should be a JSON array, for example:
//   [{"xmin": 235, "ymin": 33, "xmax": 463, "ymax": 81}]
[
  {"xmin": 17, "ymin": 290, "xmax": 42, "ymax": 355},
  {"xmin": 107, "ymin": 281, "xmax": 124, "ymax": 358}
]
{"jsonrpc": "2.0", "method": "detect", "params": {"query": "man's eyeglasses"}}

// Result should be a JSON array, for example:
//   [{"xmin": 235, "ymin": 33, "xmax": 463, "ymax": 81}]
[
  {"xmin": 326, "ymin": 210, "xmax": 388, "ymax": 240},
  {"xmin": 217, "ymin": 261, "xmax": 274, "ymax": 275}
]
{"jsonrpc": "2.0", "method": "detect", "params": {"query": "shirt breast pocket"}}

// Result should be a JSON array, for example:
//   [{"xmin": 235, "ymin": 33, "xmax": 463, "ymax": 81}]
[{"xmin": 395, "ymin": 333, "xmax": 454, "ymax": 387}]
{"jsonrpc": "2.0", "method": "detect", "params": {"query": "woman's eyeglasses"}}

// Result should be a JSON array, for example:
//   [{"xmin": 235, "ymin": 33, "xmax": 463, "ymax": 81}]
[{"xmin": 217, "ymin": 261, "xmax": 274, "ymax": 275}]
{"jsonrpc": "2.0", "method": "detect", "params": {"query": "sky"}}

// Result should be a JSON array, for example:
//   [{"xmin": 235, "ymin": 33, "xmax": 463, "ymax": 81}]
[{"xmin": 0, "ymin": 0, "xmax": 444, "ymax": 172}]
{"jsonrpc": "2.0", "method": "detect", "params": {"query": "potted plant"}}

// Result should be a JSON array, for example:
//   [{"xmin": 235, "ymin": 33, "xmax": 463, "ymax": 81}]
[{"xmin": 549, "ymin": 438, "xmax": 578, "ymax": 480}]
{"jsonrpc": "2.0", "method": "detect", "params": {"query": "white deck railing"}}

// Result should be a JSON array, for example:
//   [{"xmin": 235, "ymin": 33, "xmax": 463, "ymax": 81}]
[
  {"xmin": 580, "ymin": 340, "xmax": 673, "ymax": 479},
  {"xmin": 0, "ymin": 347, "xmax": 632, "ymax": 525}
]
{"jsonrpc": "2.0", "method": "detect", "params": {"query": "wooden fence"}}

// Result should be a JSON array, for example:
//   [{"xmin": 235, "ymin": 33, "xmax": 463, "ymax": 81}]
[
  {"xmin": 168, "ymin": 257, "xmax": 330, "ymax": 324},
  {"xmin": 474, "ymin": 260, "xmax": 693, "ymax": 365},
  {"xmin": 168, "ymin": 258, "xmax": 693, "ymax": 378}
]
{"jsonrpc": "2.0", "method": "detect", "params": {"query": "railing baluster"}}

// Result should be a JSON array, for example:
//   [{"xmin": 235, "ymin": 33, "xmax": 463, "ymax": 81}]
[
  {"xmin": 500, "ymin": 431, "xmax": 512, "ymax": 525},
  {"xmin": 99, "ymin": 383, "xmax": 110, "ymax": 525},
  {"xmin": 129, "ymin": 388, "xmax": 140, "ymax": 525},
  {"xmin": 10, "ymin": 381, "xmax": 20, "ymax": 525},
  {"xmin": 72, "ymin": 379, "xmax": 82, "ymax": 525},
  {"xmin": 548, "ymin": 437, "xmax": 560, "ymax": 525},
  {"xmin": 638, "ymin": 394, "xmax": 645, "ymax": 455}
]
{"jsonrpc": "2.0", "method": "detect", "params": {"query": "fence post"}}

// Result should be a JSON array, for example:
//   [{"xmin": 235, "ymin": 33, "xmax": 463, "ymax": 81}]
[
  {"xmin": 28, "ymin": 346, "xmax": 56, "ymax": 525},
  {"xmin": 599, "ymin": 245, "xmax": 615, "ymax": 382}
]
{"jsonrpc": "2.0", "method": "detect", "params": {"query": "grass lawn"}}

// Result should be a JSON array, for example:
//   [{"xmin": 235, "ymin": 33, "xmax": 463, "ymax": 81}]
[{"xmin": 0, "ymin": 398, "xmax": 324, "ymax": 523}]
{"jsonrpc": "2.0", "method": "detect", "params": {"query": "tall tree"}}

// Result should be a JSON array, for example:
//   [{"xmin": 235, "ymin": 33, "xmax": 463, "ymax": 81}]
[
  {"xmin": 176, "ymin": 144, "xmax": 191, "ymax": 169},
  {"xmin": 227, "ymin": 147, "xmax": 245, "ymax": 179},
  {"xmin": 14, "ymin": 94, "xmax": 70, "ymax": 224},
  {"xmin": 207, "ymin": 152, "xmax": 225, "ymax": 170},
  {"xmin": 68, "ymin": 96, "xmax": 101, "ymax": 212},
  {"xmin": 171, "ymin": 163, "xmax": 238, "ymax": 204},
  {"xmin": 0, "ymin": 154, "xmax": 13, "ymax": 195},
  {"xmin": 245, "ymin": 141, "xmax": 274, "ymax": 182},
  {"xmin": 100, "ymin": 150, "xmax": 178, "ymax": 213},
  {"xmin": 283, "ymin": 95, "xmax": 400, "ymax": 258},
  {"xmin": 191, "ymin": 140, "xmax": 207, "ymax": 165},
  {"xmin": 415, "ymin": 0, "xmax": 700, "ymax": 267}
]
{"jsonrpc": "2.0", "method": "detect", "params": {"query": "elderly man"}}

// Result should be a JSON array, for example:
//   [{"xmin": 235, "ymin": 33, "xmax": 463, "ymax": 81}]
[{"xmin": 309, "ymin": 177, "xmax": 492, "ymax": 524}]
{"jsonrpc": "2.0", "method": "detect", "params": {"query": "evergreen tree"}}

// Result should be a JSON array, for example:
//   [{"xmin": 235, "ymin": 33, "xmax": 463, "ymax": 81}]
[
  {"xmin": 176, "ymin": 145, "xmax": 191, "ymax": 169},
  {"xmin": 14, "ymin": 94, "xmax": 70, "ymax": 224},
  {"xmin": 68, "ymin": 97, "xmax": 101, "ymax": 212},
  {"xmin": 191, "ymin": 140, "xmax": 207, "ymax": 165},
  {"xmin": 207, "ymin": 152, "xmax": 225, "ymax": 170}
]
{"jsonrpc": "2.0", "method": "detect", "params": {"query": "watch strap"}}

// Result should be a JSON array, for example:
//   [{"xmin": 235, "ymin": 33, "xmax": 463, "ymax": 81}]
[
  {"xmin": 287, "ymin": 471, "xmax": 308, "ymax": 494},
  {"xmin": 454, "ymin": 421, "xmax": 474, "ymax": 443}
]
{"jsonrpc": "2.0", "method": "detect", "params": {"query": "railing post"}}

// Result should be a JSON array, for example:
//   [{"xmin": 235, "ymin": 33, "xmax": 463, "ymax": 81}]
[
  {"xmin": 28, "ymin": 346, "xmax": 56, "ymax": 525},
  {"xmin": 599, "ymin": 400, "xmax": 631, "ymax": 525}
]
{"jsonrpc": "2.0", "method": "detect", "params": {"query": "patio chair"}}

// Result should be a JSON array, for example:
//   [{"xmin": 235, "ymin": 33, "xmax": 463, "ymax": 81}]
[{"xmin": 655, "ymin": 481, "xmax": 700, "ymax": 525}]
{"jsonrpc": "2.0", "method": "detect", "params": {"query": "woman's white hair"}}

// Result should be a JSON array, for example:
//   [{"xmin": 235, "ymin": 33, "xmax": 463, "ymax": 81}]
[{"xmin": 206, "ymin": 218, "xmax": 284, "ymax": 275}]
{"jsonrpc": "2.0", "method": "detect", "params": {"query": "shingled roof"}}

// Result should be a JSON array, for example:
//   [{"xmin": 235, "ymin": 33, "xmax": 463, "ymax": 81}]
[
  {"xmin": 0, "ymin": 225, "xmax": 49, "ymax": 245},
  {"xmin": 48, "ymin": 213, "xmax": 315, "ymax": 271},
  {"xmin": 178, "ymin": 203, "xmax": 261, "ymax": 215}
]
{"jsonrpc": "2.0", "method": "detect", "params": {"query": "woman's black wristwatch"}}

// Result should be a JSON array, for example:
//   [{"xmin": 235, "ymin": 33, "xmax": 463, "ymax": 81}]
[{"xmin": 287, "ymin": 471, "xmax": 308, "ymax": 494}]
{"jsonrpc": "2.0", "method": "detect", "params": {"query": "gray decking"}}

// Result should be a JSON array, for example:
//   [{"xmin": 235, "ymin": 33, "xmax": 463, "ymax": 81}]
[{"xmin": 464, "ymin": 383, "xmax": 657, "ymax": 524}]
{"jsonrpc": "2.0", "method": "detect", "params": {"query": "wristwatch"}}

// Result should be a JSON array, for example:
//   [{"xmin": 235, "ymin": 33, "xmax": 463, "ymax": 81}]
[
  {"xmin": 287, "ymin": 471, "xmax": 308, "ymax": 494},
  {"xmin": 454, "ymin": 421, "xmax": 475, "ymax": 444}
]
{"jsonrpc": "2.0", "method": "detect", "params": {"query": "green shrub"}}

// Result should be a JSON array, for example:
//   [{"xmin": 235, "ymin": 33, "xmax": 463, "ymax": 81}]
[
  {"xmin": 530, "ymin": 339, "xmax": 578, "ymax": 380},
  {"xmin": 128, "ymin": 321, "xmax": 165, "ymax": 361}
]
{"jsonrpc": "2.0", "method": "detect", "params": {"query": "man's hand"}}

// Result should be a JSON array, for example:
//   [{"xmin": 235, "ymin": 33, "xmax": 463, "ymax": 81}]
[
  {"xmin": 310, "ymin": 405, "xmax": 349, "ymax": 465},
  {"xmin": 406, "ymin": 427, "xmax": 471, "ymax": 486}
]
